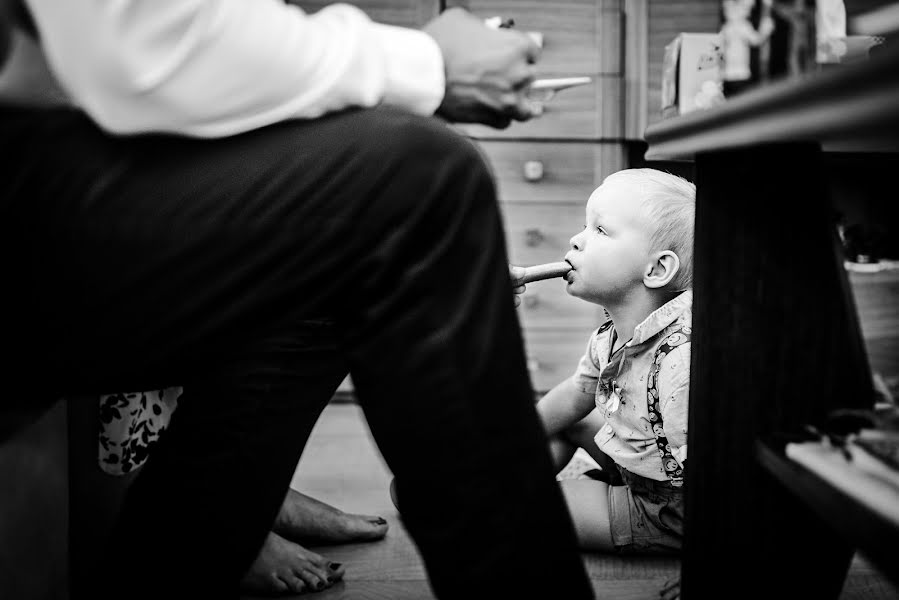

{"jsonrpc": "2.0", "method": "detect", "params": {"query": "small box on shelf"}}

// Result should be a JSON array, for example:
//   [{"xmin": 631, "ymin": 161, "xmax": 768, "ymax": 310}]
[{"xmin": 660, "ymin": 33, "xmax": 725, "ymax": 118}]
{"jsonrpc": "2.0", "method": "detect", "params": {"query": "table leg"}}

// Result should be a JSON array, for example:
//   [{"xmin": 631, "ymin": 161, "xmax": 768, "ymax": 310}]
[{"xmin": 682, "ymin": 143, "xmax": 872, "ymax": 598}]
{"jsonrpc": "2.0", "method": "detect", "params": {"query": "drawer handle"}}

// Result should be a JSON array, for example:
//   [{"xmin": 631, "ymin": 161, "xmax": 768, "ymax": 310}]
[
  {"xmin": 523, "ymin": 295, "xmax": 540, "ymax": 309},
  {"xmin": 522, "ymin": 160, "xmax": 544, "ymax": 182},
  {"xmin": 524, "ymin": 228, "xmax": 545, "ymax": 247}
]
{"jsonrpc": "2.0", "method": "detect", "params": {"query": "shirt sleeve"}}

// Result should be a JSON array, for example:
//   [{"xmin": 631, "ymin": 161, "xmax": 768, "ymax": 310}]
[
  {"xmin": 657, "ymin": 343, "xmax": 690, "ymax": 464},
  {"xmin": 572, "ymin": 330, "xmax": 602, "ymax": 395},
  {"xmin": 24, "ymin": 0, "xmax": 446, "ymax": 136}
]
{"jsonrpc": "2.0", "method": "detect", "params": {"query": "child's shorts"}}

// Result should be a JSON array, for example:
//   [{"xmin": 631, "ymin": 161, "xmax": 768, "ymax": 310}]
[{"xmin": 608, "ymin": 466, "xmax": 684, "ymax": 554}]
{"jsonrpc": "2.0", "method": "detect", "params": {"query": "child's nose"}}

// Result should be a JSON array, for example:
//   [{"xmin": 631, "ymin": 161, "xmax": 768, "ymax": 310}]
[{"xmin": 569, "ymin": 232, "xmax": 582, "ymax": 251}]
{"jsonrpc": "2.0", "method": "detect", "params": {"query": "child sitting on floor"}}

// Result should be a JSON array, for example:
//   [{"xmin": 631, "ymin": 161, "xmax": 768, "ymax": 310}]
[{"xmin": 518, "ymin": 168, "xmax": 695, "ymax": 554}]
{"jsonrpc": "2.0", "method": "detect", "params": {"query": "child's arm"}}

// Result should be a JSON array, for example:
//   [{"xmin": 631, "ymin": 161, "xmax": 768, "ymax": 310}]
[{"xmin": 537, "ymin": 376, "xmax": 596, "ymax": 438}]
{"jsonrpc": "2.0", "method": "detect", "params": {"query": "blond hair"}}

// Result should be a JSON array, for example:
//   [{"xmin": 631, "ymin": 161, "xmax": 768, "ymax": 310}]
[{"xmin": 603, "ymin": 168, "xmax": 696, "ymax": 291}]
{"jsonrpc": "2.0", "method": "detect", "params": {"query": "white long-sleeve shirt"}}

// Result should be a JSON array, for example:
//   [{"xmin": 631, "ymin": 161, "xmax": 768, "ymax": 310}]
[{"xmin": 19, "ymin": 0, "xmax": 445, "ymax": 136}]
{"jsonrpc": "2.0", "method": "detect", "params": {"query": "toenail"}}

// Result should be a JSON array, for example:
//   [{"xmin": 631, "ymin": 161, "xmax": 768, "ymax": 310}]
[{"xmin": 329, "ymin": 562, "xmax": 342, "ymax": 570}]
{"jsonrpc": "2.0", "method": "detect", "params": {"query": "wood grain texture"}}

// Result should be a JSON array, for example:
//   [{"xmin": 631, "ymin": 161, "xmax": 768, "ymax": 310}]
[
  {"xmin": 453, "ymin": 76, "xmax": 622, "ymax": 140},
  {"xmin": 475, "ymin": 140, "xmax": 625, "ymax": 203},
  {"xmin": 515, "ymin": 278, "xmax": 601, "ymax": 329},
  {"xmin": 522, "ymin": 328, "xmax": 601, "ymax": 391},
  {"xmin": 446, "ymin": 0, "xmax": 623, "ymax": 75},
  {"xmin": 624, "ymin": 0, "xmax": 648, "ymax": 139},
  {"xmin": 264, "ymin": 402, "xmax": 682, "ymax": 600},
  {"xmin": 243, "ymin": 403, "xmax": 897, "ymax": 599},
  {"xmin": 683, "ymin": 144, "xmax": 872, "ymax": 599}
]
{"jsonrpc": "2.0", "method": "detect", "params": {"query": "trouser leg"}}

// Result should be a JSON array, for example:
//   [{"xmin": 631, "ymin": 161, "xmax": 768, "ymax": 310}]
[
  {"xmin": 101, "ymin": 319, "xmax": 347, "ymax": 598},
  {"xmin": 1, "ymin": 105, "xmax": 592, "ymax": 598}
]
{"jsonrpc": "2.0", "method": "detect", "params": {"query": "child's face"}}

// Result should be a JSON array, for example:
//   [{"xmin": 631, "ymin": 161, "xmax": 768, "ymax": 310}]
[{"xmin": 564, "ymin": 180, "xmax": 653, "ymax": 304}]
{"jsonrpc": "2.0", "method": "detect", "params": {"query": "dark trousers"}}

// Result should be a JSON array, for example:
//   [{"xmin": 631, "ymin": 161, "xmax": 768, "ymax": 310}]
[{"xmin": 0, "ymin": 105, "xmax": 593, "ymax": 598}]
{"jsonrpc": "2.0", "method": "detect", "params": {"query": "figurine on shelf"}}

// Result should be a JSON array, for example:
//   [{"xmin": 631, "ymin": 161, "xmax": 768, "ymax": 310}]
[
  {"xmin": 719, "ymin": 0, "xmax": 775, "ymax": 96},
  {"xmin": 816, "ymin": 0, "xmax": 847, "ymax": 63},
  {"xmin": 770, "ymin": 0, "xmax": 817, "ymax": 77}
]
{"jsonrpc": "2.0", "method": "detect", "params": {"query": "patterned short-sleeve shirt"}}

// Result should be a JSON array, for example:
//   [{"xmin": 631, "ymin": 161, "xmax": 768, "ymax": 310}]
[{"xmin": 573, "ymin": 291, "xmax": 692, "ymax": 482}]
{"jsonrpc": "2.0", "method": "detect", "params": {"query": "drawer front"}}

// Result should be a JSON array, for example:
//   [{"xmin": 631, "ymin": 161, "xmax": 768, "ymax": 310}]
[
  {"xmin": 448, "ymin": 0, "xmax": 623, "ymax": 139},
  {"xmin": 454, "ymin": 76, "xmax": 622, "ymax": 140},
  {"xmin": 515, "ymin": 278, "xmax": 604, "ymax": 330},
  {"xmin": 501, "ymin": 202, "xmax": 584, "ymax": 264},
  {"xmin": 292, "ymin": 0, "xmax": 438, "ymax": 26},
  {"xmin": 476, "ymin": 140, "xmax": 627, "ymax": 204},
  {"xmin": 446, "ymin": 0, "xmax": 623, "ymax": 76},
  {"xmin": 523, "ymin": 328, "xmax": 599, "ymax": 392},
  {"xmin": 501, "ymin": 202, "xmax": 602, "ymax": 330}
]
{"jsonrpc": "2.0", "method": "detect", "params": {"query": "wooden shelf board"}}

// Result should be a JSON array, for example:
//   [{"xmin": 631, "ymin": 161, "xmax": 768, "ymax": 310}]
[
  {"xmin": 755, "ymin": 439, "xmax": 899, "ymax": 588},
  {"xmin": 644, "ymin": 42, "xmax": 899, "ymax": 161}
]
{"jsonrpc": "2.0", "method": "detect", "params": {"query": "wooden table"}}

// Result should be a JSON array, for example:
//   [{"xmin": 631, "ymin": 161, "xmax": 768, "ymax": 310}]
[{"xmin": 644, "ymin": 39, "xmax": 899, "ymax": 598}]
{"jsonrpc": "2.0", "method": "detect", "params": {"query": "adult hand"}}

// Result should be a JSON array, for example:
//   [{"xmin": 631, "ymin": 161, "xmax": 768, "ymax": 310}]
[
  {"xmin": 509, "ymin": 264, "xmax": 527, "ymax": 307},
  {"xmin": 424, "ymin": 8, "xmax": 541, "ymax": 129}
]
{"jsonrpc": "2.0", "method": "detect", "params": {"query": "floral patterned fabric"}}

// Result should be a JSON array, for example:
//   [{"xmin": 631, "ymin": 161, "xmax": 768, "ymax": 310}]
[{"xmin": 98, "ymin": 387, "xmax": 182, "ymax": 475}]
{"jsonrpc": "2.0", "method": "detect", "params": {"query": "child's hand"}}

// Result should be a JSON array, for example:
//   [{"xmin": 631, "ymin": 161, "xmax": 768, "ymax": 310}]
[{"xmin": 509, "ymin": 265, "xmax": 527, "ymax": 307}]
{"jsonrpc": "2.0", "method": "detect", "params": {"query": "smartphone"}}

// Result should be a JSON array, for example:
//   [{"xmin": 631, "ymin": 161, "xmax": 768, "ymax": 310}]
[{"xmin": 529, "ymin": 77, "xmax": 593, "ymax": 92}]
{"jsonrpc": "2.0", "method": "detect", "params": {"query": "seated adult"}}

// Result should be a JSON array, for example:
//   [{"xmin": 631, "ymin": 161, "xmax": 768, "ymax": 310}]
[{"xmin": 0, "ymin": 1, "xmax": 593, "ymax": 598}]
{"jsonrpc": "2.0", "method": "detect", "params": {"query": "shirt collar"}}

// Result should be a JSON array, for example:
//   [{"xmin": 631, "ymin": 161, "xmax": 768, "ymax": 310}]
[{"xmin": 629, "ymin": 290, "xmax": 692, "ymax": 346}]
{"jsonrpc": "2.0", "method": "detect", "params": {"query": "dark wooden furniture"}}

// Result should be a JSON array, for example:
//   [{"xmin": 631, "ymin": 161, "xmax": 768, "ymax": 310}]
[{"xmin": 644, "ymin": 36, "xmax": 899, "ymax": 598}]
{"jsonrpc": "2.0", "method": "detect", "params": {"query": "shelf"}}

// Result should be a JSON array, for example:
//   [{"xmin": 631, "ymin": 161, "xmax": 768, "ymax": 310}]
[
  {"xmin": 643, "ymin": 41, "xmax": 899, "ymax": 161},
  {"xmin": 756, "ymin": 439, "xmax": 899, "ymax": 587}
]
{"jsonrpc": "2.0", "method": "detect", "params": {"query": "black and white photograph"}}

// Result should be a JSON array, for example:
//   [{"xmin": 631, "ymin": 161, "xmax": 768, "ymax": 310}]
[{"xmin": 1, "ymin": 1, "xmax": 897, "ymax": 598}]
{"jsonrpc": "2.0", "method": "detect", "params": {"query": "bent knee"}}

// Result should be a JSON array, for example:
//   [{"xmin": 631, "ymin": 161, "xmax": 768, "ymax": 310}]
[
  {"xmin": 362, "ymin": 109, "xmax": 490, "ymax": 176},
  {"xmin": 344, "ymin": 108, "xmax": 497, "ymax": 219}
]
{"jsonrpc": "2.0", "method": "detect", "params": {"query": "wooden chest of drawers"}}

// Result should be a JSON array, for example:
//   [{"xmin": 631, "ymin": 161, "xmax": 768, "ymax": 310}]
[
  {"xmin": 472, "ymin": 140, "xmax": 623, "ymax": 390},
  {"xmin": 447, "ymin": 0, "xmax": 626, "ymax": 391},
  {"xmin": 299, "ymin": 0, "xmax": 626, "ymax": 392}
]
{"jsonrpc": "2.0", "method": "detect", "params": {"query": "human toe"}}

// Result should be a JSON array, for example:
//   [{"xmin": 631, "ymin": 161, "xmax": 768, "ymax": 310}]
[
  {"xmin": 278, "ymin": 574, "xmax": 306, "ymax": 595},
  {"xmin": 294, "ymin": 566, "xmax": 329, "ymax": 592}
]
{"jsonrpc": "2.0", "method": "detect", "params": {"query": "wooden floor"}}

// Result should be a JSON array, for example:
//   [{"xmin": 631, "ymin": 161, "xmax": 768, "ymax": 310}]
[{"xmin": 242, "ymin": 402, "xmax": 898, "ymax": 600}]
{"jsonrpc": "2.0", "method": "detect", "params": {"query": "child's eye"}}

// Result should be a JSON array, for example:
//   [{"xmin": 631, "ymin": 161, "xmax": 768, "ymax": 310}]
[{"xmin": 596, "ymin": 226, "xmax": 607, "ymax": 235}]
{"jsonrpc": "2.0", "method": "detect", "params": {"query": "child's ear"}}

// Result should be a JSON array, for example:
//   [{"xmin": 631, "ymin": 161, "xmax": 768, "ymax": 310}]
[{"xmin": 643, "ymin": 250, "xmax": 680, "ymax": 290}]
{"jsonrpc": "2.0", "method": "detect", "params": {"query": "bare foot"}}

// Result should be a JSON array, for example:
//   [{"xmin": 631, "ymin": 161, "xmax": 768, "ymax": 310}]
[
  {"xmin": 273, "ymin": 488, "xmax": 389, "ymax": 544},
  {"xmin": 241, "ymin": 531, "xmax": 345, "ymax": 595}
]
